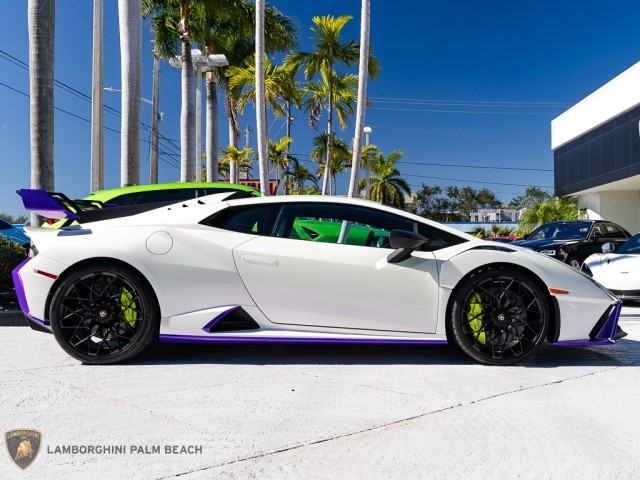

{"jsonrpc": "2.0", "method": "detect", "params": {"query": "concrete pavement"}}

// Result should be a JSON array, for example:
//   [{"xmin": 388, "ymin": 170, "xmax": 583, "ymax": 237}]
[{"xmin": 1, "ymin": 312, "xmax": 639, "ymax": 479}]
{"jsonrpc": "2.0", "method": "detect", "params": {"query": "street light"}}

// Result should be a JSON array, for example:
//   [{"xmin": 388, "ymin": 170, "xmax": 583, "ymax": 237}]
[
  {"xmin": 103, "ymin": 81, "xmax": 163, "ymax": 184},
  {"xmin": 363, "ymin": 126, "xmax": 372, "ymax": 199},
  {"xmin": 168, "ymin": 50, "xmax": 228, "ymax": 182}
]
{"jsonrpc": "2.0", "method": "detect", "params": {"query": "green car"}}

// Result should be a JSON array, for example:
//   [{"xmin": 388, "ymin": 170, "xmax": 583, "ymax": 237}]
[{"xmin": 47, "ymin": 182, "xmax": 260, "ymax": 227}]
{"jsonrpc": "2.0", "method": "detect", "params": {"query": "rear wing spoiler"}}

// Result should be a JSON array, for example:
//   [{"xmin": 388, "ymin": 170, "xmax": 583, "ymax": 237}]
[
  {"xmin": 17, "ymin": 189, "xmax": 106, "ymax": 223},
  {"xmin": 17, "ymin": 188, "xmax": 254, "ymax": 225}
]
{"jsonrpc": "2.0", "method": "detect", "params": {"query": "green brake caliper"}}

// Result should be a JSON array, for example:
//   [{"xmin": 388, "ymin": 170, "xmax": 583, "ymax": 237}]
[
  {"xmin": 120, "ymin": 287, "xmax": 138, "ymax": 327},
  {"xmin": 467, "ymin": 292, "xmax": 486, "ymax": 345}
]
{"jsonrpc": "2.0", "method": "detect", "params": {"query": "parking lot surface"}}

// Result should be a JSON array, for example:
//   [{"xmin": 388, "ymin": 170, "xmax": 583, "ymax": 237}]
[{"xmin": 1, "ymin": 310, "xmax": 640, "ymax": 479}]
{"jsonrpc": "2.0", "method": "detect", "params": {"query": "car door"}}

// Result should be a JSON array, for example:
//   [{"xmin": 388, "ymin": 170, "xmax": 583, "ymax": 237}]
[{"xmin": 232, "ymin": 202, "xmax": 441, "ymax": 334}]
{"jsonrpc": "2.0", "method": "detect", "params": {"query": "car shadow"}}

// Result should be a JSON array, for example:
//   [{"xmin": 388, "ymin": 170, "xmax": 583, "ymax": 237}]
[{"xmin": 127, "ymin": 337, "xmax": 640, "ymax": 368}]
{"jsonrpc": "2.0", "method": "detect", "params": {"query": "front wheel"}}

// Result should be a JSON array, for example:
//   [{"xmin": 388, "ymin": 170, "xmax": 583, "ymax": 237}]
[
  {"xmin": 49, "ymin": 263, "xmax": 159, "ymax": 364},
  {"xmin": 448, "ymin": 267, "xmax": 550, "ymax": 365},
  {"xmin": 566, "ymin": 256, "xmax": 581, "ymax": 269}
]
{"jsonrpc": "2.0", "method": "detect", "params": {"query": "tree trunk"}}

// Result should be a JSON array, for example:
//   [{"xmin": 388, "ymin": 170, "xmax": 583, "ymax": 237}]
[
  {"xmin": 255, "ymin": 0, "xmax": 269, "ymax": 196},
  {"xmin": 205, "ymin": 46, "xmax": 219, "ymax": 182},
  {"xmin": 118, "ymin": 0, "xmax": 141, "ymax": 187},
  {"xmin": 322, "ymin": 97, "xmax": 332, "ymax": 195},
  {"xmin": 28, "ymin": 0, "xmax": 55, "ymax": 227},
  {"xmin": 284, "ymin": 100, "xmax": 291, "ymax": 195},
  {"xmin": 226, "ymin": 95, "xmax": 239, "ymax": 183},
  {"xmin": 348, "ymin": 0, "xmax": 371, "ymax": 198},
  {"xmin": 178, "ymin": 1, "xmax": 194, "ymax": 182}
]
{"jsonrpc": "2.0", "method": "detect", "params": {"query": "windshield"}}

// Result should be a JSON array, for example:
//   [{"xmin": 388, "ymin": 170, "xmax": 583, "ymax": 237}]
[
  {"xmin": 527, "ymin": 222, "xmax": 591, "ymax": 241},
  {"xmin": 615, "ymin": 233, "xmax": 640, "ymax": 254}
]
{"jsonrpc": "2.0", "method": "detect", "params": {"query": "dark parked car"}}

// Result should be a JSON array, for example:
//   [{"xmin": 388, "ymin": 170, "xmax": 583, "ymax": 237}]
[{"xmin": 512, "ymin": 220, "xmax": 631, "ymax": 268}]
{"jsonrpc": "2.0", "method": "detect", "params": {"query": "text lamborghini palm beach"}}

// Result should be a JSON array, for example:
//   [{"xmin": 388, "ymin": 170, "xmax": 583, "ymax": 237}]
[{"xmin": 13, "ymin": 189, "xmax": 623, "ymax": 366}]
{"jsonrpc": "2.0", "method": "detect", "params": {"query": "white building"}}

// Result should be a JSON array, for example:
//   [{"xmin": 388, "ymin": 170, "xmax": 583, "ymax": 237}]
[
  {"xmin": 469, "ymin": 208, "xmax": 522, "ymax": 223},
  {"xmin": 551, "ymin": 61, "xmax": 640, "ymax": 233}
]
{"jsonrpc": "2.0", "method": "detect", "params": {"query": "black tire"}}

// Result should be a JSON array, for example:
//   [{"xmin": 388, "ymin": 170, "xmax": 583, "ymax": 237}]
[
  {"xmin": 49, "ymin": 262, "xmax": 159, "ymax": 364},
  {"xmin": 448, "ymin": 267, "xmax": 549, "ymax": 365},
  {"xmin": 566, "ymin": 256, "xmax": 581, "ymax": 269}
]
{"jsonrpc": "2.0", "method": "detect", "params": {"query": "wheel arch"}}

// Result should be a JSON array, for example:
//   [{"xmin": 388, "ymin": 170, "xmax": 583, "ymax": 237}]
[
  {"xmin": 444, "ymin": 262, "xmax": 559, "ymax": 343},
  {"xmin": 44, "ymin": 257, "xmax": 161, "ymax": 323}
]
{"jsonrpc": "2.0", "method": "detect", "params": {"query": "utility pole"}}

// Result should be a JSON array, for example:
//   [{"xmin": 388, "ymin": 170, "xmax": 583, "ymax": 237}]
[
  {"xmin": 150, "ymin": 51, "xmax": 160, "ymax": 184},
  {"xmin": 90, "ymin": 0, "xmax": 104, "ymax": 192}
]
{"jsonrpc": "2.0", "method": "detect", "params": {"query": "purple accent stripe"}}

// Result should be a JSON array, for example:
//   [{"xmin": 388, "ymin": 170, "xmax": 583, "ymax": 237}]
[
  {"xmin": 11, "ymin": 257, "xmax": 50, "ymax": 330},
  {"xmin": 19, "ymin": 188, "xmax": 80, "ymax": 220},
  {"xmin": 553, "ymin": 301, "xmax": 622, "ymax": 347},
  {"xmin": 160, "ymin": 334, "xmax": 448, "ymax": 345},
  {"xmin": 202, "ymin": 306, "xmax": 241, "ymax": 332},
  {"xmin": 553, "ymin": 339, "xmax": 616, "ymax": 347},
  {"xmin": 12, "ymin": 257, "xmax": 32, "ymax": 315}
]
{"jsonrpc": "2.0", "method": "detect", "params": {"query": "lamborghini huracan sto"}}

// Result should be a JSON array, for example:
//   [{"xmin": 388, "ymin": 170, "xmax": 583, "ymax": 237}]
[{"xmin": 12, "ymin": 189, "xmax": 623, "ymax": 366}]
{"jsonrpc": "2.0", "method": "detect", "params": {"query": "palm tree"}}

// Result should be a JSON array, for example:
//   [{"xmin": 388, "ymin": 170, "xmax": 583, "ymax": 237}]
[
  {"xmin": 361, "ymin": 150, "xmax": 411, "ymax": 208},
  {"xmin": 227, "ymin": 57, "xmax": 300, "ymax": 191},
  {"xmin": 193, "ymin": 2, "xmax": 296, "ymax": 183},
  {"xmin": 518, "ymin": 197, "xmax": 582, "ymax": 233},
  {"xmin": 118, "ymin": 0, "xmax": 142, "ymax": 186},
  {"xmin": 28, "ymin": 0, "xmax": 55, "ymax": 226},
  {"xmin": 267, "ymin": 137, "xmax": 292, "ymax": 194},
  {"xmin": 311, "ymin": 133, "xmax": 350, "ymax": 195},
  {"xmin": 144, "ymin": 0, "xmax": 198, "ymax": 182},
  {"xmin": 220, "ymin": 145, "xmax": 253, "ymax": 180},
  {"xmin": 286, "ymin": 15, "xmax": 379, "ymax": 195},
  {"xmin": 284, "ymin": 158, "xmax": 318, "ymax": 194}
]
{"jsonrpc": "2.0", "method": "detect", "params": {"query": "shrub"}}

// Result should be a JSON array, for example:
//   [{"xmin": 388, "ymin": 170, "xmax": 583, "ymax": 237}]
[{"xmin": 0, "ymin": 236, "xmax": 26, "ymax": 292}]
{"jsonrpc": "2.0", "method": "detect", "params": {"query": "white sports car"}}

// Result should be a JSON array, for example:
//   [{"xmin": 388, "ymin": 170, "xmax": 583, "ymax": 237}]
[
  {"xmin": 13, "ymin": 189, "xmax": 623, "ymax": 366},
  {"xmin": 582, "ymin": 233, "xmax": 640, "ymax": 303}
]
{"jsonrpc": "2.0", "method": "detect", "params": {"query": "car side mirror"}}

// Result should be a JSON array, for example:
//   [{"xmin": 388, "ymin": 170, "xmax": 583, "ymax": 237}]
[
  {"xmin": 602, "ymin": 242, "xmax": 615, "ymax": 254},
  {"xmin": 387, "ymin": 229, "xmax": 428, "ymax": 264}
]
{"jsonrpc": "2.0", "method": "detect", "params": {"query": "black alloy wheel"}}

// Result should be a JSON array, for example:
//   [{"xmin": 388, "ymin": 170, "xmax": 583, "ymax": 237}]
[
  {"xmin": 449, "ymin": 267, "xmax": 549, "ymax": 365},
  {"xmin": 49, "ymin": 263, "xmax": 159, "ymax": 364}
]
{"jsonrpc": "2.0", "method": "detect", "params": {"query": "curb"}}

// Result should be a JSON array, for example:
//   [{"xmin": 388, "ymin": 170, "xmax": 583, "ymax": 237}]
[{"xmin": 0, "ymin": 311, "xmax": 28, "ymax": 326}]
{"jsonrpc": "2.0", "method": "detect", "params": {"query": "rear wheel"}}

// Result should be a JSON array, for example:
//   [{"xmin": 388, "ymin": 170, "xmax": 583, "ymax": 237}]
[
  {"xmin": 49, "ymin": 263, "xmax": 159, "ymax": 364},
  {"xmin": 448, "ymin": 267, "xmax": 549, "ymax": 365}
]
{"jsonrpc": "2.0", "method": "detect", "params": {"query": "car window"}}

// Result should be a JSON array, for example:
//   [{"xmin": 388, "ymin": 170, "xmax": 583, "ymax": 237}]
[
  {"xmin": 205, "ymin": 205, "xmax": 279, "ymax": 235},
  {"xmin": 529, "ymin": 222, "xmax": 590, "ymax": 240},
  {"xmin": 603, "ymin": 222, "xmax": 628, "ymax": 239},
  {"xmin": 0, "ymin": 219, "xmax": 11, "ymax": 230},
  {"xmin": 273, "ymin": 203, "xmax": 414, "ymax": 247},
  {"xmin": 273, "ymin": 203, "xmax": 467, "ymax": 251},
  {"xmin": 616, "ymin": 233, "xmax": 640, "ymax": 254}
]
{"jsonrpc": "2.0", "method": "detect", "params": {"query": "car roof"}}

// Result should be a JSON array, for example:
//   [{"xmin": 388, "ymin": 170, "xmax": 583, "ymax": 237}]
[{"xmin": 85, "ymin": 182, "xmax": 259, "ymax": 201}]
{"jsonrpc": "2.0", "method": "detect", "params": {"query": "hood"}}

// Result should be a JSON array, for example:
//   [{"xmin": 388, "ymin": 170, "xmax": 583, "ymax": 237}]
[{"xmin": 511, "ymin": 238, "xmax": 574, "ymax": 250}]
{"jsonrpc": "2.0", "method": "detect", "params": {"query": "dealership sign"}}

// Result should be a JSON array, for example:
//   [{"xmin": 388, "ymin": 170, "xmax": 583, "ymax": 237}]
[{"xmin": 239, "ymin": 179, "xmax": 280, "ymax": 196}]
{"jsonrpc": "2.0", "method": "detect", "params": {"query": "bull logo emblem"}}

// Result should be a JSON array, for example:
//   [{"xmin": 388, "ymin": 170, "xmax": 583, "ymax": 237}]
[{"xmin": 5, "ymin": 429, "xmax": 41, "ymax": 470}]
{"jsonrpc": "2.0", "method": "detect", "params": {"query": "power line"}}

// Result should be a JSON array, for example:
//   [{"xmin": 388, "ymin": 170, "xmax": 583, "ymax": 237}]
[
  {"xmin": 368, "ymin": 125, "xmax": 547, "ymax": 143},
  {"xmin": 370, "ymin": 106, "xmax": 559, "ymax": 115},
  {"xmin": 397, "ymin": 160, "xmax": 552, "ymax": 172},
  {"xmin": 404, "ymin": 172, "xmax": 552, "ymax": 189},
  {"xmin": 369, "ymin": 96, "xmax": 571, "ymax": 107}
]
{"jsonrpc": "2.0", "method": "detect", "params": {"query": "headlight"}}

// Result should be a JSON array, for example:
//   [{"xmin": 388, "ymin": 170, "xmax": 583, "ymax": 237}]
[
  {"xmin": 539, "ymin": 249, "xmax": 556, "ymax": 257},
  {"xmin": 558, "ymin": 248, "xmax": 568, "ymax": 261}
]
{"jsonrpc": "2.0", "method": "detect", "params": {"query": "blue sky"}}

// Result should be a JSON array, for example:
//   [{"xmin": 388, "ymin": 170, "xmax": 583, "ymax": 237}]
[{"xmin": 2, "ymin": 0, "xmax": 640, "ymax": 217}]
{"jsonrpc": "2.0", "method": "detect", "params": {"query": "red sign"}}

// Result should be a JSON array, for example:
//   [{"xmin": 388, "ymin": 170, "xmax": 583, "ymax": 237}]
[{"xmin": 239, "ymin": 179, "xmax": 280, "ymax": 196}]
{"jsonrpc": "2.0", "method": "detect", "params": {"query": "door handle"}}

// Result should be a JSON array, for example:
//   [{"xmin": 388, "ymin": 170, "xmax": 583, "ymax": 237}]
[{"xmin": 242, "ymin": 255, "xmax": 279, "ymax": 267}]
